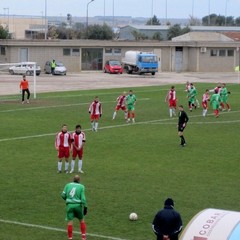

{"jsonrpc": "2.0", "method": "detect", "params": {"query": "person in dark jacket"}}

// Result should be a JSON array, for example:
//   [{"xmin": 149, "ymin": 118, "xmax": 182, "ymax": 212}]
[
  {"xmin": 177, "ymin": 105, "xmax": 189, "ymax": 147},
  {"xmin": 152, "ymin": 198, "xmax": 183, "ymax": 240}
]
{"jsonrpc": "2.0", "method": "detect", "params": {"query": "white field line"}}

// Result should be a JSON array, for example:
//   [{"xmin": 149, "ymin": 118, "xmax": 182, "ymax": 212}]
[
  {"xmin": 0, "ymin": 111, "xmax": 239, "ymax": 143},
  {"xmin": 0, "ymin": 219, "xmax": 129, "ymax": 240},
  {"xmin": 0, "ymin": 98, "xmax": 150, "ymax": 113}
]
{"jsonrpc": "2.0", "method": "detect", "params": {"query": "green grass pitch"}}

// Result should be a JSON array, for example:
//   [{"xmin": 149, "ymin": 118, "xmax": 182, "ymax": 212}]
[{"xmin": 0, "ymin": 83, "xmax": 240, "ymax": 240}]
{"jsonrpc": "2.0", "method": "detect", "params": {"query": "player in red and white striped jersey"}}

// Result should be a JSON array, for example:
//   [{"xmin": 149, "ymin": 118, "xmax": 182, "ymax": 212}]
[
  {"xmin": 55, "ymin": 124, "xmax": 72, "ymax": 173},
  {"xmin": 112, "ymin": 92, "xmax": 127, "ymax": 120},
  {"xmin": 89, "ymin": 96, "xmax": 102, "ymax": 132},
  {"xmin": 70, "ymin": 124, "xmax": 86, "ymax": 174},
  {"xmin": 165, "ymin": 86, "xmax": 177, "ymax": 117},
  {"xmin": 202, "ymin": 89, "xmax": 210, "ymax": 117}
]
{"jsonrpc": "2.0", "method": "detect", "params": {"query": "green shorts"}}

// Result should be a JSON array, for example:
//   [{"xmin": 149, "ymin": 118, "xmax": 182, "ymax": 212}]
[
  {"xmin": 66, "ymin": 203, "xmax": 84, "ymax": 221},
  {"xmin": 212, "ymin": 103, "xmax": 219, "ymax": 110},
  {"xmin": 127, "ymin": 105, "xmax": 135, "ymax": 111},
  {"xmin": 221, "ymin": 96, "xmax": 228, "ymax": 104}
]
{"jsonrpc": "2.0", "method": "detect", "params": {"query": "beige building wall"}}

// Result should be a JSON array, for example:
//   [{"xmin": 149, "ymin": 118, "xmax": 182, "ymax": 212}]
[
  {"xmin": 0, "ymin": 39, "xmax": 239, "ymax": 72},
  {"xmin": 0, "ymin": 17, "xmax": 45, "ymax": 39},
  {"xmin": 198, "ymin": 48, "xmax": 235, "ymax": 72}
]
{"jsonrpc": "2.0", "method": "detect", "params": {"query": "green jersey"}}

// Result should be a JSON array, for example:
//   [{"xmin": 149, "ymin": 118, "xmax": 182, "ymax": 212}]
[
  {"xmin": 126, "ymin": 94, "xmax": 136, "ymax": 106},
  {"xmin": 220, "ymin": 87, "xmax": 228, "ymax": 97},
  {"xmin": 61, "ymin": 182, "xmax": 87, "ymax": 207}
]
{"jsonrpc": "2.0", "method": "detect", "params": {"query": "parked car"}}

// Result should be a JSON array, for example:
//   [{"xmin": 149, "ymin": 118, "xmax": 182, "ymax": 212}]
[
  {"xmin": 104, "ymin": 60, "xmax": 123, "ymax": 74},
  {"xmin": 44, "ymin": 61, "xmax": 67, "ymax": 75},
  {"xmin": 9, "ymin": 62, "xmax": 41, "ymax": 76}
]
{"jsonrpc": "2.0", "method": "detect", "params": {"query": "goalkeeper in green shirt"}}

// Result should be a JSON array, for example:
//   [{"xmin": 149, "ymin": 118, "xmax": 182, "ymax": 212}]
[
  {"xmin": 126, "ymin": 90, "xmax": 137, "ymax": 123},
  {"xmin": 220, "ymin": 83, "xmax": 231, "ymax": 111},
  {"xmin": 61, "ymin": 175, "xmax": 87, "ymax": 240}
]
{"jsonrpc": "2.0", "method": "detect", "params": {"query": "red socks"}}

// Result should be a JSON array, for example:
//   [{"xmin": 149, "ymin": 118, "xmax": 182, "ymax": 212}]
[
  {"xmin": 68, "ymin": 225, "xmax": 73, "ymax": 239},
  {"xmin": 80, "ymin": 221, "xmax": 86, "ymax": 240}
]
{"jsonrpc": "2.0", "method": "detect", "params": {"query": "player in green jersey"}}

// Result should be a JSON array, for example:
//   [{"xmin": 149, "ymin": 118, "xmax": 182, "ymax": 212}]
[
  {"xmin": 62, "ymin": 175, "xmax": 87, "ymax": 240},
  {"xmin": 126, "ymin": 90, "xmax": 137, "ymax": 123},
  {"xmin": 187, "ymin": 84, "xmax": 197, "ymax": 112},
  {"xmin": 210, "ymin": 89, "xmax": 221, "ymax": 118},
  {"xmin": 220, "ymin": 83, "xmax": 231, "ymax": 111}
]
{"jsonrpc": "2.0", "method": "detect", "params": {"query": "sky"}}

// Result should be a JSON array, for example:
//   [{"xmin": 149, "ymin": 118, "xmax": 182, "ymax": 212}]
[{"xmin": 1, "ymin": 0, "xmax": 240, "ymax": 20}]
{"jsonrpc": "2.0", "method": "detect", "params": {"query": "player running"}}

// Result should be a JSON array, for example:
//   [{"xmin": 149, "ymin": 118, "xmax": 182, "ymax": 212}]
[
  {"xmin": 89, "ymin": 96, "xmax": 102, "ymax": 132},
  {"xmin": 55, "ymin": 124, "xmax": 72, "ymax": 173},
  {"xmin": 210, "ymin": 89, "xmax": 221, "ymax": 118},
  {"xmin": 220, "ymin": 83, "xmax": 231, "ymax": 111},
  {"xmin": 165, "ymin": 86, "xmax": 177, "ymax": 117},
  {"xmin": 70, "ymin": 124, "xmax": 86, "ymax": 174},
  {"xmin": 126, "ymin": 90, "xmax": 137, "ymax": 123},
  {"xmin": 187, "ymin": 84, "xmax": 197, "ymax": 112},
  {"xmin": 112, "ymin": 91, "xmax": 127, "ymax": 120},
  {"xmin": 202, "ymin": 89, "xmax": 210, "ymax": 117}
]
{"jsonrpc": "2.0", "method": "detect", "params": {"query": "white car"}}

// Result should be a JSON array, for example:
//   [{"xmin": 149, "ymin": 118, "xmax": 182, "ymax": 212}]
[
  {"xmin": 9, "ymin": 62, "xmax": 41, "ymax": 76},
  {"xmin": 44, "ymin": 61, "xmax": 67, "ymax": 75}
]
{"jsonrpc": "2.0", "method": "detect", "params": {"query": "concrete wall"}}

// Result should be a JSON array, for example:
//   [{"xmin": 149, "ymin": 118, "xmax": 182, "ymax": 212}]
[{"xmin": 0, "ymin": 39, "xmax": 239, "ymax": 72}]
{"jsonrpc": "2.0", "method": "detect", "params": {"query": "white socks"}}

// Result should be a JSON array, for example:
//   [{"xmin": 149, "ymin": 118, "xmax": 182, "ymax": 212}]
[
  {"xmin": 78, "ymin": 160, "xmax": 83, "ymax": 171},
  {"xmin": 65, "ymin": 162, "xmax": 69, "ymax": 171},
  {"xmin": 169, "ymin": 109, "xmax": 173, "ymax": 117},
  {"xmin": 58, "ymin": 161, "xmax": 62, "ymax": 171},
  {"xmin": 113, "ymin": 111, "xmax": 117, "ymax": 119},
  {"xmin": 203, "ymin": 109, "xmax": 207, "ymax": 116}
]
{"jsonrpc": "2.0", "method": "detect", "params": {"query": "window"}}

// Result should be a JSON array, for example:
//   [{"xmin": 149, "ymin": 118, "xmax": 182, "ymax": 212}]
[
  {"xmin": 1, "ymin": 46, "xmax": 6, "ymax": 55},
  {"xmin": 227, "ymin": 49, "xmax": 234, "ymax": 57},
  {"xmin": 63, "ymin": 48, "xmax": 71, "ymax": 56},
  {"xmin": 219, "ymin": 50, "xmax": 226, "ymax": 57},
  {"xmin": 113, "ymin": 48, "xmax": 121, "ymax": 55},
  {"xmin": 105, "ymin": 48, "xmax": 112, "ymax": 55},
  {"xmin": 72, "ymin": 48, "xmax": 80, "ymax": 56},
  {"xmin": 210, "ymin": 49, "xmax": 218, "ymax": 56}
]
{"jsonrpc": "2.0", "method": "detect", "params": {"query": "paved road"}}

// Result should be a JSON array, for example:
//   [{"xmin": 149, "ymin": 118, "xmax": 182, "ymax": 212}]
[{"xmin": 1, "ymin": 71, "xmax": 239, "ymax": 96}]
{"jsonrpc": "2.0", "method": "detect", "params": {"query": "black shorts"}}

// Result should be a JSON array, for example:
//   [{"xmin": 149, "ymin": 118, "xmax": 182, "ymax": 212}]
[{"xmin": 178, "ymin": 124, "xmax": 186, "ymax": 132}]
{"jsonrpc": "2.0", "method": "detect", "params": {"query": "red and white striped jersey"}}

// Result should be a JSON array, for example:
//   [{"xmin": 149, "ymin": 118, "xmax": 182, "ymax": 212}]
[
  {"xmin": 202, "ymin": 93, "xmax": 210, "ymax": 103},
  {"xmin": 116, "ymin": 95, "xmax": 126, "ymax": 107},
  {"xmin": 72, "ymin": 131, "xmax": 86, "ymax": 148},
  {"xmin": 167, "ymin": 90, "xmax": 176, "ymax": 101},
  {"xmin": 55, "ymin": 131, "xmax": 71, "ymax": 148},
  {"xmin": 89, "ymin": 101, "xmax": 102, "ymax": 115}
]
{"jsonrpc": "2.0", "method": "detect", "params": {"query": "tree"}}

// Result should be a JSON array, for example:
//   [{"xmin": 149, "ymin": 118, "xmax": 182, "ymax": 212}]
[
  {"xmin": 146, "ymin": 15, "xmax": 161, "ymax": 25},
  {"xmin": 152, "ymin": 32, "xmax": 162, "ymax": 41},
  {"xmin": 131, "ymin": 30, "xmax": 148, "ymax": 40},
  {"xmin": 0, "ymin": 25, "xmax": 10, "ymax": 39},
  {"xmin": 167, "ymin": 24, "xmax": 190, "ymax": 40},
  {"xmin": 202, "ymin": 14, "xmax": 218, "ymax": 26},
  {"xmin": 236, "ymin": 17, "xmax": 240, "ymax": 26},
  {"xmin": 87, "ymin": 24, "xmax": 113, "ymax": 40},
  {"xmin": 167, "ymin": 24, "xmax": 182, "ymax": 40}
]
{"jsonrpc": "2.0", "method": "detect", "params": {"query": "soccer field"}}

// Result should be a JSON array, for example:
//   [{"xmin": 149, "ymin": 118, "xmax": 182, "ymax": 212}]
[{"xmin": 0, "ymin": 83, "xmax": 240, "ymax": 240}]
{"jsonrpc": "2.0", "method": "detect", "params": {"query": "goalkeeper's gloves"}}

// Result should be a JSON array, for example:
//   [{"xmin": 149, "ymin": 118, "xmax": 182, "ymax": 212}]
[{"xmin": 84, "ymin": 206, "xmax": 88, "ymax": 216}]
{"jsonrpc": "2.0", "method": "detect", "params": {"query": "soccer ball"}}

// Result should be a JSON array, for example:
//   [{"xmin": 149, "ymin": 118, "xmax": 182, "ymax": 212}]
[{"xmin": 129, "ymin": 212, "xmax": 138, "ymax": 221}]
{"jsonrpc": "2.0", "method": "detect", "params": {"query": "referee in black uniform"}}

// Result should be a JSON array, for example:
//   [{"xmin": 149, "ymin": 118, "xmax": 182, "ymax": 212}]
[{"xmin": 178, "ymin": 105, "xmax": 189, "ymax": 147}]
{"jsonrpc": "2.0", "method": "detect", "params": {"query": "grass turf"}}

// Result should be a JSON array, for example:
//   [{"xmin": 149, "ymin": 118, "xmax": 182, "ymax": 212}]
[{"xmin": 0, "ymin": 83, "xmax": 240, "ymax": 240}]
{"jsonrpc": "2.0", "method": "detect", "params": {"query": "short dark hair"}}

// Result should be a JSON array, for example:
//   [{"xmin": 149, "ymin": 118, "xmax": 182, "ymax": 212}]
[{"xmin": 76, "ymin": 124, "xmax": 81, "ymax": 129}]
